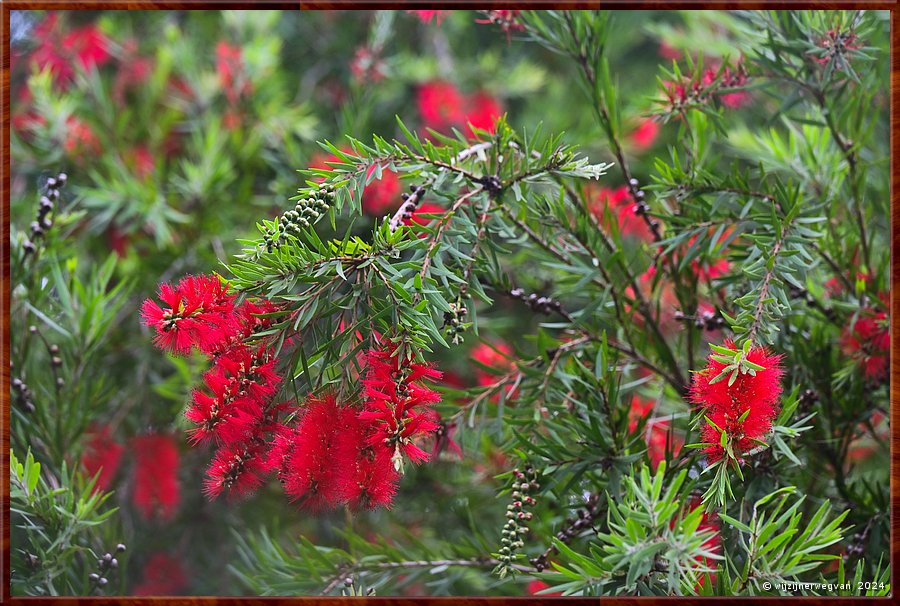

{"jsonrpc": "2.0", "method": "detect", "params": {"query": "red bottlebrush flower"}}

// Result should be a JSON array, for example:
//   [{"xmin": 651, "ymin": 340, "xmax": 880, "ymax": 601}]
[
  {"xmin": 629, "ymin": 118, "xmax": 660, "ymax": 151},
  {"xmin": 350, "ymin": 46, "xmax": 386, "ymax": 84},
  {"xmin": 113, "ymin": 39, "xmax": 154, "ymax": 104},
  {"xmin": 417, "ymin": 81, "xmax": 466, "ymax": 132},
  {"xmin": 408, "ymin": 10, "xmax": 450, "ymax": 25},
  {"xmin": 404, "ymin": 202, "xmax": 445, "ymax": 227},
  {"xmin": 702, "ymin": 63, "xmax": 750, "ymax": 109},
  {"xmin": 430, "ymin": 416, "xmax": 463, "ymax": 460},
  {"xmin": 360, "ymin": 347, "xmax": 443, "ymax": 471},
  {"xmin": 215, "ymin": 41, "xmax": 250, "ymax": 104},
  {"xmin": 132, "ymin": 433, "xmax": 181, "ymax": 520},
  {"xmin": 185, "ymin": 345, "xmax": 282, "ymax": 445},
  {"xmin": 126, "ymin": 145, "xmax": 155, "ymax": 181},
  {"xmin": 475, "ymin": 10, "xmax": 525, "ymax": 36},
  {"xmin": 141, "ymin": 274, "xmax": 238, "ymax": 355},
  {"xmin": 840, "ymin": 304, "xmax": 890, "ymax": 381},
  {"xmin": 471, "ymin": 340, "xmax": 515, "ymax": 387},
  {"xmin": 658, "ymin": 40, "xmax": 682, "ymax": 60},
  {"xmin": 362, "ymin": 169, "xmax": 403, "ymax": 216},
  {"xmin": 811, "ymin": 29, "xmax": 862, "ymax": 66},
  {"xmin": 695, "ymin": 256, "xmax": 731, "ymax": 282},
  {"xmin": 132, "ymin": 552, "xmax": 188, "ymax": 596},
  {"xmin": 464, "ymin": 92, "xmax": 503, "ymax": 135},
  {"xmin": 527, "ymin": 580, "xmax": 563, "ymax": 596},
  {"xmin": 80, "ymin": 425, "xmax": 124, "ymax": 493},
  {"xmin": 203, "ymin": 442, "xmax": 266, "ymax": 500},
  {"xmin": 628, "ymin": 396, "xmax": 655, "ymax": 433},
  {"xmin": 32, "ymin": 14, "xmax": 110, "ymax": 88},
  {"xmin": 645, "ymin": 420, "xmax": 683, "ymax": 470},
  {"xmin": 278, "ymin": 394, "xmax": 396, "ymax": 511},
  {"xmin": 677, "ymin": 498, "xmax": 720, "ymax": 588},
  {"xmin": 63, "ymin": 117, "xmax": 102, "ymax": 158},
  {"xmin": 588, "ymin": 184, "xmax": 654, "ymax": 242},
  {"xmin": 690, "ymin": 340, "xmax": 784, "ymax": 463}
]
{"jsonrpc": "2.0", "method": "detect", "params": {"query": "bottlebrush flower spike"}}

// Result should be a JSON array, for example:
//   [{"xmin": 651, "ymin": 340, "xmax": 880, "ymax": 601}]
[
  {"xmin": 141, "ymin": 274, "xmax": 238, "ymax": 355},
  {"xmin": 840, "ymin": 303, "xmax": 890, "ymax": 381},
  {"xmin": 132, "ymin": 433, "xmax": 181, "ymax": 520},
  {"xmin": 80, "ymin": 424, "xmax": 124, "ymax": 493},
  {"xmin": 360, "ymin": 347, "xmax": 442, "ymax": 473},
  {"xmin": 690, "ymin": 340, "xmax": 784, "ymax": 462},
  {"xmin": 203, "ymin": 442, "xmax": 266, "ymax": 500}
]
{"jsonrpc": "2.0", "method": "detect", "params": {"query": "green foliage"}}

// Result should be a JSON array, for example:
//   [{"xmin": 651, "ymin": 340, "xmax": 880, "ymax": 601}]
[{"xmin": 11, "ymin": 449, "xmax": 122, "ymax": 596}]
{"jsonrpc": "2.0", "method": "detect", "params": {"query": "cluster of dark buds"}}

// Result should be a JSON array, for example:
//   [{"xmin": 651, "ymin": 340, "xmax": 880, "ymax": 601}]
[
  {"xmin": 89, "ymin": 544, "xmax": 125, "ymax": 592},
  {"xmin": 495, "ymin": 466, "xmax": 540, "ymax": 577},
  {"xmin": 389, "ymin": 184, "xmax": 428, "ymax": 232},
  {"xmin": 531, "ymin": 493, "xmax": 603, "ymax": 572},
  {"xmin": 12, "ymin": 376, "xmax": 35, "ymax": 413},
  {"xmin": 263, "ymin": 184, "xmax": 335, "ymax": 251},
  {"xmin": 23, "ymin": 172, "xmax": 67, "ymax": 254},
  {"xmin": 627, "ymin": 177, "xmax": 662, "ymax": 240},
  {"xmin": 797, "ymin": 388, "xmax": 819, "ymax": 415},
  {"xmin": 509, "ymin": 287, "xmax": 567, "ymax": 318},
  {"xmin": 673, "ymin": 308, "xmax": 726, "ymax": 331}
]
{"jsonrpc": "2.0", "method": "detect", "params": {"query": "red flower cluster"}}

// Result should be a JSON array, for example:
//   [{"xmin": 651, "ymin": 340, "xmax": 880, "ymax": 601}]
[
  {"xmin": 360, "ymin": 348, "xmax": 443, "ymax": 469},
  {"xmin": 526, "ymin": 580, "xmax": 563, "ymax": 597},
  {"xmin": 267, "ymin": 393, "xmax": 399, "ymax": 511},
  {"xmin": 690, "ymin": 340, "xmax": 784, "ymax": 463},
  {"xmin": 472, "ymin": 341, "xmax": 515, "ymax": 387},
  {"xmin": 64, "ymin": 116, "xmax": 103, "ymax": 158},
  {"xmin": 629, "ymin": 118, "xmax": 660, "ymax": 151},
  {"xmin": 132, "ymin": 433, "xmax": 181, "ymax": 521},
  {"xmin": 417, "ymin": 81, "xmax": 503, "ymax": 137},
  {"xmin": 216, "ymin": 41, "xmax": 251, "ymax": 130},
  {"xmin": 133, "ymin": 552, "xmax": 188, "ymax": 595},
  {"xmin": 31, "ymin": 13, "xmax": 111, "ymax": 88},
  {"xmin": 840, "ymin": 301, "xmax": 890, "ymax": 381},
  {"xmin": 588, "ymin": 185, "xmax": 655, "ymax": 242},
  {"xmin": 475, "ymin": 10, "xmax": 525, "ymax": 35},
  {"xmin": 680, "ymin": 498, "xmax": 720, "ymax": 588},
  {"xmin": 142, "ymin": 274, "xmax": 285, "ymax": 500},
  {"xmin": 141, "ymin": 274, "xmax": 239, "ymax": 355},
  {"xmin": 664, "ymin": 61, "xmax": 750, "ymax": 111},
  {"xmin": 628, "ymin": 397, "xmax": 683, "ymax": 470},
  {"xmin": 408, "ymin": 10, "xmax": 450, "ymax": 25},
  {"xmin": 812, "ymin": 29, "xmax": 861, "ymax": 65},
  {"xmin": 350, "ymin": 46, "xmax": 387, "ymax": 84},
  {"xmin": 80, "ymin": 424, "xmax": 124, "ymax": 493}
]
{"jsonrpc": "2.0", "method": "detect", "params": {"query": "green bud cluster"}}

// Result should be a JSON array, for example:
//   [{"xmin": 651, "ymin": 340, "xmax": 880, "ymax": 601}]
[
  {"xmin": 263, "ymin": 184, "xmax": 336, "ymax": 251},
  {"xmin": 496, "ymin": 466, "xmax": 540, "ymax": 571},
  {"xmin": 442, "ymin": 302, "xmax": 470, "ymax": 345}
]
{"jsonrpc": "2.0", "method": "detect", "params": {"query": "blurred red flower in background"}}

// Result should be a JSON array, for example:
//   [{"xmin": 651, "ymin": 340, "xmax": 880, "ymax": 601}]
[
  {"xmin": 132, "ymin": 433, "xmax": 181, "ymax": 521},
  {"xmin": 408, "ymin": 10, "xmax": 450, "ymax": 25},
  {"xmin": 64, "ymin": 116, "xmax": 102, "ymax": 158},
  {"xmin": 629, "ymin": 118, "xmax": 660, "ymax": 151},
  {"xmin": 80, "ymin": 425, "xmax": 124, "ymax": 493},
  {"xmin": 417, "ymin": 81, "xmax": 503, "ymax": 136},
  {"xmin": 472, "ymin": 341, "xmax": 515, "ymax": 387},
  {"xmin": 31, "ymin": 13, "xmax": 111, "ymax": 88},
  {"xmin": 840, "ymin": 301, "xmax": 890, "ymax": 381},
  {"xmin": 133, "ymin": 552, "xmax": 188, "ymax": 595}
]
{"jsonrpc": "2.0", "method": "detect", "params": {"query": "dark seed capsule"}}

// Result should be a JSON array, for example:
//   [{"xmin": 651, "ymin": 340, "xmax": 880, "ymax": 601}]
[{"xmin": 116, "ymin": 544, "xmax": 126, "ymax": 553}]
